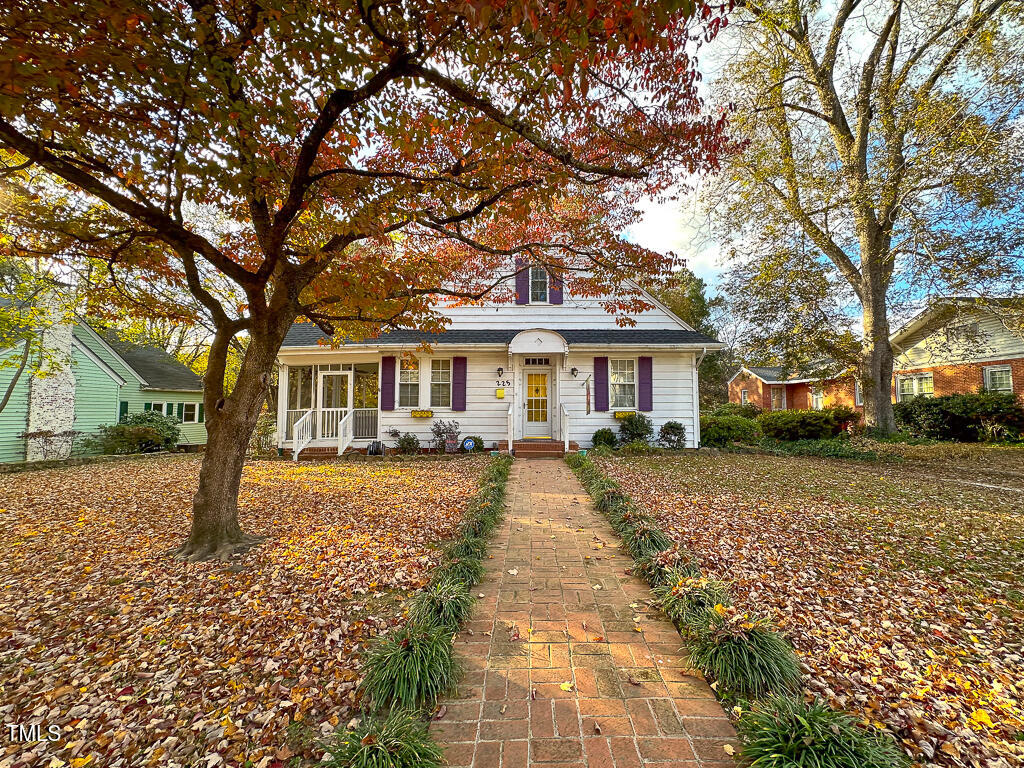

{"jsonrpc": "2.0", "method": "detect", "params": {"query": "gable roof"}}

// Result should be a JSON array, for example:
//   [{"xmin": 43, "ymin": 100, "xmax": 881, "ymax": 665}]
[
  {"xmin": 84, "ymin": 326, "xmax": 204, "ymax": 391},
  {"xmin": 890, "ymin": 296, "xmax": 1024, "ymax": 349},
  {"xmin": 281, "ymin": 325, "xmax": 721, "ymax": 348},
  {"xmin": 730, "ymin": 359, "xmax": 848, "ymax": 385}
]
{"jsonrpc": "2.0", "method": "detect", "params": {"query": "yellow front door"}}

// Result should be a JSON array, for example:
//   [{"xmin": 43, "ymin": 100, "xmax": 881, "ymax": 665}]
[{"xmin": 525, "ymin": 372, "xmax": 550, "ymax": 437}]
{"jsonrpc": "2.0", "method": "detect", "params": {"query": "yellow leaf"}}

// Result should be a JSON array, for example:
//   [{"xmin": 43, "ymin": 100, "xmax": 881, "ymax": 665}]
[
  {"xmin": 970, "ymin": 709, "xmax": 994, "ymax": 727},
  {"xmin": 723, "ymin": 744, "xmax": 735, "ymax": 756},
  {"xmin": 559, "ymin": 681, "xmax": 574, "ymax": 691}
]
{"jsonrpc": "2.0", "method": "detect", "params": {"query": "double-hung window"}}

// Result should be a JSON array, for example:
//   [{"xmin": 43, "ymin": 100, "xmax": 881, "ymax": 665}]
[
  {"xmin": 770, "ymin": 386, "xmax": 786, "ymax": 411},
  {"xmin": 149, "ymin": 402, "xmax": 170, "ymax": 416},
  {"xmin": 897, "ymin": 373, "xmax": 933, "ymax": 400},
  {"xmin": 399, "ymin": 358, "xmax": 420, "ymax": 407},
  {"xmin": 182, "ymin": 403, "xmax": 199, "ymax": 423},
  {"xmin": 740, "ymin": 389, "xmax": 749, "ymax": 405},
  {"xmin": 984, "ymin": 365, "xmax": 1013, "ymax": 393},
  {"xmin": 430, "ymin": 359, "xmax": 452, "ymax": 408},
  {"xmin": 609, "ymin": 359, "xmax": 636, "ymax": 409},
  {"xmin": 811, "ymin": 386, "xmax": 824, "ymax": 410},
  {"xmin": 530, "ymin": 267, "xmax": 549, "ymax": 303}
]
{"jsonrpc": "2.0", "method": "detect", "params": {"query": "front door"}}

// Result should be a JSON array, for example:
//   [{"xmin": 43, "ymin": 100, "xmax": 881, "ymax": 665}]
[
  {"xmin": 524, "ymin": 369, "xmax": 551, "ymax": 438},
  {"xmin": 318, "ymin": 371, "xmax": 350, "ymax": 439}
]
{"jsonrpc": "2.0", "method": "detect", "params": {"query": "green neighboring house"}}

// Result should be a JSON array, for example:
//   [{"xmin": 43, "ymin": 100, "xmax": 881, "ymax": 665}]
[{"xmin": 0, "ymin": 319, "xmax": 206, "ymax": 463}]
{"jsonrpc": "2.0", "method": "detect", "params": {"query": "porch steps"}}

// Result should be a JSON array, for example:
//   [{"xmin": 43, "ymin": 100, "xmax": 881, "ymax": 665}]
[{"xmin": 512, "ymin": 439, "xmax": 578, "ymax": 459}]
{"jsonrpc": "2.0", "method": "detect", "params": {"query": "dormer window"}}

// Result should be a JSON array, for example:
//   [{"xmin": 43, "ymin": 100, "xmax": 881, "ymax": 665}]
[{"xmin": 530, "ymin": 267, "xmax": 549, "ymax": 303}]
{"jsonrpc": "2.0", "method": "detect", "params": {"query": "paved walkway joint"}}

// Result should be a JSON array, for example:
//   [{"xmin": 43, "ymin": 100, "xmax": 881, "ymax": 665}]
[{"xmin": 431, "ymin": 459, "xmax": 738, "ymax": 768}]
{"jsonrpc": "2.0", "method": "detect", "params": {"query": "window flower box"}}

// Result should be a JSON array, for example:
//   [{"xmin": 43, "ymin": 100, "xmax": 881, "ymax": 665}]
[
  {"xmin": 410, "ymin": 409, "xmax": 434, "ymax": 418},
  {"xmin": 614, "ymin": 411, "xmax": 635, "ymax": 419}
]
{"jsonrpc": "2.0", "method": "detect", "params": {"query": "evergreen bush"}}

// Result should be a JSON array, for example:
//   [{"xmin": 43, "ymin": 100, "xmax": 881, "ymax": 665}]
[
  {"xmin": 657, "ymin": 420, "xmax": 688, "ymax": 449},
  {"xmin": 700, "ymin": 414, "xmax": 760, "ymax": 447},
  {"xmin": 618, "ymin": 412, "xmax": 654, "ymax": 443}
]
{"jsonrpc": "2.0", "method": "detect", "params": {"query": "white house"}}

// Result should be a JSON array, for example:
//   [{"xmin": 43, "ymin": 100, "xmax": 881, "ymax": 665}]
[{"xmin": 275, "ymin": 268, "xmax": 722, "ymax": 457}]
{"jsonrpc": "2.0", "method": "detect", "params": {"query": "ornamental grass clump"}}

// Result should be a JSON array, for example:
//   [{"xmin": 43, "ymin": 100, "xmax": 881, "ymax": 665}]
[
  {"xmin": 409, "ymin": 576, "xmax": 475, "ymax": 632},
  {"xmin": 635, "ymin": 545, "xmax": 700, "ymax": 587},
  {"xmin": 445, "ymin": 535, "xmax": 488, "ymax": 562},
  {"xmin": 737, "ymin": 697, "xmax": 909, "ymax": 768},
  {"xmin": 432, "ymin": 556, "xmax": 485, "ymax": 586},
  {"xmin": 359, "ymin": 623, "xmax": 460, "ymax": 710},
  {"xmin": 653, "ymin": 575, "xmax": 732, "ymax": 631},
  {"xmin": 622, "ymin": 521, "xmax": 673, "ymax": 559},
  {"xmin": 596, "ymin": 489, "xmax": 628, "ymax": 514},
  {"xmin": 322, "ymin": 709, "xmax": 444, "ymax": 768},
  {"xmin": 687, "ymin": 606, "xmax": 802, "ymax": 699}
]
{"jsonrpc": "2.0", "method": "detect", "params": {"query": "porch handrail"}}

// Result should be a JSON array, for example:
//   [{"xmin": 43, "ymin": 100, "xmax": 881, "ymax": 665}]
[
  {"xmin": 292, "ymin": 409, "xmax": 315, "ymax": 461},
  {"xmin": 560, "ymin": 403, "xmax": 570, "ymax": 453},
  {"xmin": 507, "ymin": 405, "xmax": 514, "ymax": 456},
  {"xmin": 337, "ymin": 409, "xmax": 354, "ymax": 455}
]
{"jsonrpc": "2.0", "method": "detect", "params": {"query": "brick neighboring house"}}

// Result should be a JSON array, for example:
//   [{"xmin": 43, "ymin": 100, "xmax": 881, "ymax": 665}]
[
  {"xmin": 889, "ymin": 297, "xmax": 1024, "ymax": 401},
  {"xmin": 727, "ymin": 298, "xmax": 1024, "ymax": 411},
  {"xmin": 728, "ymin": 364, "xmax": 861, "ymax": 413}
]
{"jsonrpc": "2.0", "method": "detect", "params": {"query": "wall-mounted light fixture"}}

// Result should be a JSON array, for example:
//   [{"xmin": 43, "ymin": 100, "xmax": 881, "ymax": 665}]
[
  {"xmin": 497, "ymin": 366, "xmax": 504, "ymax": 377},
  {"xmin": 570, "ymin": 367, "xmax": 579, "ymax": 378}
]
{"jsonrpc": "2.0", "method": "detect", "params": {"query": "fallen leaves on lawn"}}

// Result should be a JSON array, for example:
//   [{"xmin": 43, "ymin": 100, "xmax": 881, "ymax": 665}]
[
  {"xmin": 601, "ymin": 452, "xmax": 1024, "ymax": 768},
  {"xmin": 0, "ymin": 455, "xmax": 483, "ymax": 767}
]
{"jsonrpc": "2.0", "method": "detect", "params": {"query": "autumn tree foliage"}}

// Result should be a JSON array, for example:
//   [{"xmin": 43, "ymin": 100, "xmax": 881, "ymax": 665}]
[
  {"xmin": 705, "ymin": 0, "xmax": 1024, "ymax": 431},
  {"xmin": 0, "ymin": 0, "xmax": 730, "ymax": 557}
]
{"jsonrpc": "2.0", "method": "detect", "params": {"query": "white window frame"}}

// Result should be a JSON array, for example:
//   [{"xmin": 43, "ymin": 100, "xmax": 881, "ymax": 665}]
[
  {"xmin": 983, "ymin": 365, "xmax": 1013, "ymax": 393},
  {"xmin": 854, "ymin": 380, "xmax": 863, "ymax": 406},
  {"xmin": 399, "ymin": 358, "xmax": 420, "ymax": 408},
  {"xmin": 529, "ymin": 267, "xmax": 549, "ymax": 304},
  {"xmin": 609, "ymin": 358, "xmax": 637, "ymax": 410},
  {"xmin": 430, "ymin": 359, "xmax": 452, "ymax": 409},
  {"xmin": 896, "ymin": 373, "xmax": 934, "ymax": 401},
  {"xmin": 771, "ymin": 386, "xmax": 786, "ymax": 411},
  {"xmin": 811, "ymin": 386, "xmax": 824, "ymax": 411},
  {"xmin": 740, "ymin": 388, "xmax": 749, "ymax": 405},
  {"xmin": 182, "ymin": 402, "xmax": 199, "ymax": 423},
  {"xmin": 149, "ymin": 402, "xmax": 170, "ymax": 416}
]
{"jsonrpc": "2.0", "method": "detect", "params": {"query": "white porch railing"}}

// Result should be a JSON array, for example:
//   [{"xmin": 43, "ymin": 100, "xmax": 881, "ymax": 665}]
[
  {"xmin": 560, "ymin": 404, "xmax": 570, "ymax": 453},
  {"xmin": 507, "ymin": 405, "xmax": 514, "ymax": 455},
  {"xmin": 320, "ymin": 407, "xmax": 348, "ymax": 440},
  {"xmin": 292, "ymin": 410, "xmax": 315, "ymax": 461},
  {"xmin": 337, "ymin": 409, "xmax": 354, "ymax": 455}
]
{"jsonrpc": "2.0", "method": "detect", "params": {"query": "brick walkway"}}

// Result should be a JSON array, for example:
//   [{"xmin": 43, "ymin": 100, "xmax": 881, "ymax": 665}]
[{"xmin": 431, "ymin": 459, "xmax": 738, "ymax": 768}]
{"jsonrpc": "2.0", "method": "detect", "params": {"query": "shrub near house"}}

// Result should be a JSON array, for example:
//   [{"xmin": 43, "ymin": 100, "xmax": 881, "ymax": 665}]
[{"xmin": 894, "ymin": 391, "xmax": 1024, "ymax": 442}]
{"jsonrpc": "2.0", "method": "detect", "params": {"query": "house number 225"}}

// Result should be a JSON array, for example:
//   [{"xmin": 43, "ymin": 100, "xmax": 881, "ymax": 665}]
[{"xmin": 495, "ymin": 379, "xmax": 511, "ymax": 387}]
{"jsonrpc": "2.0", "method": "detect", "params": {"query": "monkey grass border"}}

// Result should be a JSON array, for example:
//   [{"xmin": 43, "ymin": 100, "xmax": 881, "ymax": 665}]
[
  {"xmin": 564, "ymin": 451, "xmax": 908, "ymax": 767},
  {"xmin": 325, "ymin": 455, "xmax": 513, "ymax": 766}
]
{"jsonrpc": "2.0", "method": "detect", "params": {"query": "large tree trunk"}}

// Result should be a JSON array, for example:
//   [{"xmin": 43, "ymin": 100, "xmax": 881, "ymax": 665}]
[
  {"xmin": 860, "ymin": 277, "xmax": 896, "ymax": 433},
  {"xmin": 175, "ymin": 320, "xmax": 291, "ymax": 560}
]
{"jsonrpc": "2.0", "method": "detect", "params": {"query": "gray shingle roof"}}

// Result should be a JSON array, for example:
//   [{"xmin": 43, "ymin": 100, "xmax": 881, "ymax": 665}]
[
  {"xmin": 282, "ymin": 325, "xmax": 721, "ymax": 348},
  {"xmin": 745, "ymin": 366, "xmax": 789, "ymax": 383},
  {"xmin": 90, "ymin": 328, "xmax": 204, "ymax": 391}
]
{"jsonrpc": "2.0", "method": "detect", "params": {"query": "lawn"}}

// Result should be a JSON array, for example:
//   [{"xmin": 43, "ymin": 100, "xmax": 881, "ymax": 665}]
[
  {"xmin": 0, "ymin": 455, "xmax": 485, "ymax": 768},
  {"xmin": 598, "ymin": 450, "xmax": 1024, "ymax": 768}
]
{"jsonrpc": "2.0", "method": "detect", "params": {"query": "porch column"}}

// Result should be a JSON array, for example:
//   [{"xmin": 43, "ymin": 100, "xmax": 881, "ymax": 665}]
[{"xmin": 276, "ymin": 364, "xmax": 288, "ymax": 448}]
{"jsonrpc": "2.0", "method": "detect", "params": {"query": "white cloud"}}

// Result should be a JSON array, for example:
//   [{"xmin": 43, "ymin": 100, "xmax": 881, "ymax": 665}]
[{"xmin": 624, "ymin": 188, "xmax": 728, "ymax": 289}]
